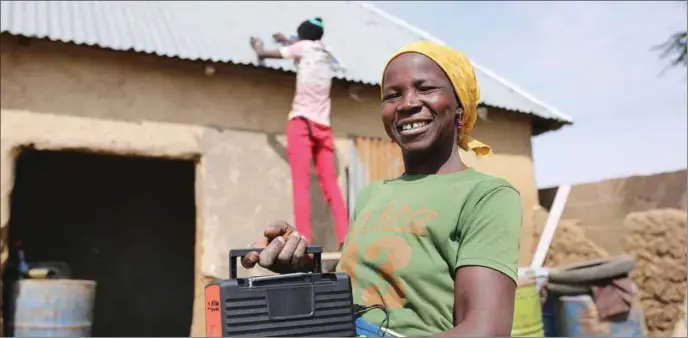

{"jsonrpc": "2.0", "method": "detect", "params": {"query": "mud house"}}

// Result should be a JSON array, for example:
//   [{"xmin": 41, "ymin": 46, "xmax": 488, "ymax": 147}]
[{"xmin": 0, "ymin": 1, "xmax": 572, "ymax": 336}]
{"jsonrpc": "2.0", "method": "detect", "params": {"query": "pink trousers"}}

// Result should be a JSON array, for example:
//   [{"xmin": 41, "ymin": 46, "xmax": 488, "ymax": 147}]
[{"xmin": 287, "ymin": 117, "xmax": 349, "ymax": 245}]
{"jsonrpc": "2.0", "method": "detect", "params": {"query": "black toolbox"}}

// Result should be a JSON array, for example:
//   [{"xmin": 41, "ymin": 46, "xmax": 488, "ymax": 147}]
[{"xmin": 205, "ymin": 246, "xmax": 356, "ymax": 337}]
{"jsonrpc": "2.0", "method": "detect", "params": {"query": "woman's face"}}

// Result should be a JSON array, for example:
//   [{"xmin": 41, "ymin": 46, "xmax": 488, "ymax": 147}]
[{"xmin": 381, "ymin": 53, "xmax": 458, "ymax": 153}]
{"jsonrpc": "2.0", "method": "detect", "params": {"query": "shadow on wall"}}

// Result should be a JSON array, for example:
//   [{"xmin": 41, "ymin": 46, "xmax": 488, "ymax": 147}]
[{"xmin": 266, "ymin": 133, "xmax": 341, "ymax": 253}]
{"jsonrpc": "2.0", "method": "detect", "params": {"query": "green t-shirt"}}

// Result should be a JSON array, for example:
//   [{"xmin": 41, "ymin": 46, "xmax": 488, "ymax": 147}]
[{"xmin": 336, "ymin": 168, "xmax": 522, "ymax": 337}]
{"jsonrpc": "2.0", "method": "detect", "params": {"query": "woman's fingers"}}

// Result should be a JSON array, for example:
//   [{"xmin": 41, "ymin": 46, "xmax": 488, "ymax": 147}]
[
  {"xmin": 241, "ymin": 251, "xmax": 260, "ymax": 269},
  {"xmin": 243, "ymin": 221, "xmax": 301, "ymax": 271},
  {"xmin": 277, "ymin": 232, "xmax": 302, "ymax": 264},
  {"xmin": 291, "ymin": 235, "xmax": 308, "ymax": 267},
  {"xmin": 259, "ymin": 236, "xmax": 285, "ymax": 267},
  {"xmin": 241, "ymin": 237, "xmax": 269, "ymax": 269},
  {"xmin": 264, "ymin": 221, "xmax": 294, "ymax": 239}
]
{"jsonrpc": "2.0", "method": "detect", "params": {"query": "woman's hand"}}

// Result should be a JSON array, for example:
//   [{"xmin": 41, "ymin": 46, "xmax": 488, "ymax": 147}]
[
  {"xmin": 250, "ymin": 37, "xmax": 264, "ymax": 51},
  {"xmin": 240, "ymin": 221, "xmax": 311, "ymax": 274},
  {"xmin": 272, "ymin": 32, "xmax": 288, "ymax": 43},
  {"xmin": 249, "ymin": 36, "xmax": 285, "ymax": 59}
]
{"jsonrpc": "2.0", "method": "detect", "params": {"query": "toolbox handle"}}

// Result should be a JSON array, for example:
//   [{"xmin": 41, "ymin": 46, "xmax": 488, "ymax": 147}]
[{"xmin": 229, "ymin": 245, "xmax": 323, "ymax": 279}]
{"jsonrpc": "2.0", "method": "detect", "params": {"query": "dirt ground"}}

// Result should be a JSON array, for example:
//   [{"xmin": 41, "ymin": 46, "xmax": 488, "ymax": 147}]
[{"xmin": 623, "ymin": 209, "xmax": 687, "ymax": 337}]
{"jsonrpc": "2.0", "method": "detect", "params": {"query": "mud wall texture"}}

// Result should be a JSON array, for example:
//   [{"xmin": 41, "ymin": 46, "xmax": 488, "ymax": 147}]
[
  {"xmin": 1, "ymin": 34, "xmax": 542, "ymax": 336},
  {"xmin": 535, "ymin": 170, "xmax": 687, "ymax": 337},
  {"xmin": 539, "ymin": 169, "xmax": 688, "ymax": 254},
  {"xmin": 623, "ymin": 209, "xmax": 687, "ymax": 337},
  {"xmin": 532, "ymin": 208, "xmax": 686, "ymax": 337},
  {"xmin": 531, "ymin": 206, "xmax": 609, "ymax": 268}
]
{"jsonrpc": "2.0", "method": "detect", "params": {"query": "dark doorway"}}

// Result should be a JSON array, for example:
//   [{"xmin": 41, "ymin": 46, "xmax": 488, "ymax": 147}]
[{"xmin": 3, "ymin": 149, "xmax": 196, "ymax": 337}]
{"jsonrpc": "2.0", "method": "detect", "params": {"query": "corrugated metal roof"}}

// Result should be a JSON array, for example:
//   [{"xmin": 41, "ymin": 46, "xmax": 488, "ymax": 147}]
[{"xmin": 0, "ymin": 0, "xmax": 573, "ymax": 128}]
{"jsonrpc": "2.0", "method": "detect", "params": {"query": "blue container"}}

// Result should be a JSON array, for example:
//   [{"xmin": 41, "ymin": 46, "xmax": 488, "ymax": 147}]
[
  {"xmin": 556, "ymin": 293, "xmax": 646, "ymax": 337},
  {"xmin": 541, "ymin": 295, "xmax": 558, "ymax": 337},
  {"xmin": 530, "ymin": 267, "xmax": 558, "ymax": 337},
  {"xmin": 8, "ymin": 279, "xmax": 96, "ymax": 337}
]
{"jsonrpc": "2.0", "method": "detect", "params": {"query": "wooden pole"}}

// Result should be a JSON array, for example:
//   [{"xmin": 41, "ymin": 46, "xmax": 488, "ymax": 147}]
[{"xmin": 530, "ymin": 185, "xmax": 571, "ymax": 269}]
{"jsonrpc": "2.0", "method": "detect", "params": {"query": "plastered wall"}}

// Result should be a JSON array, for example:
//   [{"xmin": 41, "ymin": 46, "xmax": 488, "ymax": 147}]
[
  {"xmin": 461, "ymin": 108, "xmax": 540, "ymax": 263},
  {"xmin": 1, "ymin": 35, "xmax": 541, "ymax": 336}
]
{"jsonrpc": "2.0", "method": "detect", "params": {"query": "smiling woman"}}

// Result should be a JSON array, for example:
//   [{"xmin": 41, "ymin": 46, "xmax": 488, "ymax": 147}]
[
  {"xmin": 381, "ymin": 52, "xmax": 456, "ymax": 153},
  {"xmin": 241, "ymin": 41, "xmax": 523, "ymax": 338},
  {"xmin": 380, "ymin": 41, "xmax": 492, "ymax": 162}
]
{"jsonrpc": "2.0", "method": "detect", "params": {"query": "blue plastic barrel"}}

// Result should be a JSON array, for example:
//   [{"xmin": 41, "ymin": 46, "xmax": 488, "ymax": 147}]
[
  {"xmin": 8, "ymin": 279, "xmax": 96, "ymax": 337},
  {"xmin": 541, "ymin": 295, "xmax": 558, "ymax": 337},
  {"xmin": 556, "ymin": 293, "xmax": 646, "ymax": 337},
  {"xmin": 530, "ymin": 267, "xmax": 558, "ymax": 337}
]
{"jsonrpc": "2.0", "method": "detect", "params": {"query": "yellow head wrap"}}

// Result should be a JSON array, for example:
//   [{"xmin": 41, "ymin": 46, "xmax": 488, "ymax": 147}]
[{"xmin": 381, "ymin": 40, "xmax": 492, "ymax": 157}]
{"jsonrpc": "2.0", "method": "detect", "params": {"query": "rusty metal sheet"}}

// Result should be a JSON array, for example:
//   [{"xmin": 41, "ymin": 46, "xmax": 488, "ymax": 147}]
[
  {"xmin": 354, "ymin": 137, "xmax": 403, "ymax": 183},
  {"xmin": 347, "ymin": 137, "xmax": 403, "ymax": 215}
]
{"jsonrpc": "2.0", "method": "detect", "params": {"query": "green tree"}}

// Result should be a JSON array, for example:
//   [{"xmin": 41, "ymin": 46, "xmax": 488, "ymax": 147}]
[
  {"xmin": 653, "ymin": 1, "xmax": 687, "ymax": 69},
  {"xmin": 654, "ymin": 30, "xmax": 687, "ymax": 68}
]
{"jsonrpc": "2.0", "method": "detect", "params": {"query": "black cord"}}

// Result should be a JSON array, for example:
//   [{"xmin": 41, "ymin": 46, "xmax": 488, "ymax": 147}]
[{"xmin": 353, "ymin": 304, "xmax": 390, "ymax": 337}]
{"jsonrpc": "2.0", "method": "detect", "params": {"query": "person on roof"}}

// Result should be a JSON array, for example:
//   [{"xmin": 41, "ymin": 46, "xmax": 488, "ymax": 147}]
[
  {"xmin": 250, "ymin": 17, "xmax": 349, "ymax": 249},
  {"xmin": 242, "ymin": 40, "xmax": 522, "ymax": 337}
]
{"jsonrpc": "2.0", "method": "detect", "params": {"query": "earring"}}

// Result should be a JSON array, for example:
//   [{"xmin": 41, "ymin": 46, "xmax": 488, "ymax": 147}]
[
  {"xmin": 456, "ymin": 119, "xmax": 463, "ymax": 127},
  {"xmin": 456, "ymin": 108, "xmax": 463, "ymax": 127}
]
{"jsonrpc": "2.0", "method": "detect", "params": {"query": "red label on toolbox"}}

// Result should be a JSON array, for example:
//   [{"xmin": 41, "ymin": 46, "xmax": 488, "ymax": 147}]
[{"xmin": 205, "ymin": 285, "xmax": 222, "ymax": 337}]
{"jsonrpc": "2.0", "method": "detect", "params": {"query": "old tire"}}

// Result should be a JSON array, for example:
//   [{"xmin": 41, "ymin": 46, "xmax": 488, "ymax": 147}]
[
  {"xmin": 548, "ymin": 255, "xmax": 635, "ymax": 285},
  {"xmin": 547, "ymin": 282, "xmax": 589, "ymax": 295}
]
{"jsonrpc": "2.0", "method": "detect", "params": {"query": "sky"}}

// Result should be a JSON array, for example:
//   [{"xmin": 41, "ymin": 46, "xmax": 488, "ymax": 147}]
[{"xmin": 374, "ymin": 1, "xmax": 688, "ymax": 188}]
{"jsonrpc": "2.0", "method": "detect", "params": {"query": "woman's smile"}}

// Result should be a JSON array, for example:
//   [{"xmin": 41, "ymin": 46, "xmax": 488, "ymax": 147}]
[{"xmin": 396, "ymin": 117, "xmax": 435, "ymax": 137}]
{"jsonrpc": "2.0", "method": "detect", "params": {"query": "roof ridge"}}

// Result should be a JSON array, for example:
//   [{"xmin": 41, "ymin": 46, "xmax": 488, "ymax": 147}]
[{"xmin": 355, "ymin": 1, "xmax": 573, "ymax": 123}]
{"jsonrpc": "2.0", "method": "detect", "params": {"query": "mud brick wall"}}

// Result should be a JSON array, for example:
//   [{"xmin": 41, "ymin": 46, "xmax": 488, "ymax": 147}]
[
  {"xmin": 539, "ymin": 170, "xmax": 687, "ymax": 254},
  {"xmin": 530, "ymin": 206, "xmax": 609, "ymax": 268},
  {"xmin": 623, "ymin": 209, "xmax": 687, "ymax": 337}
]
